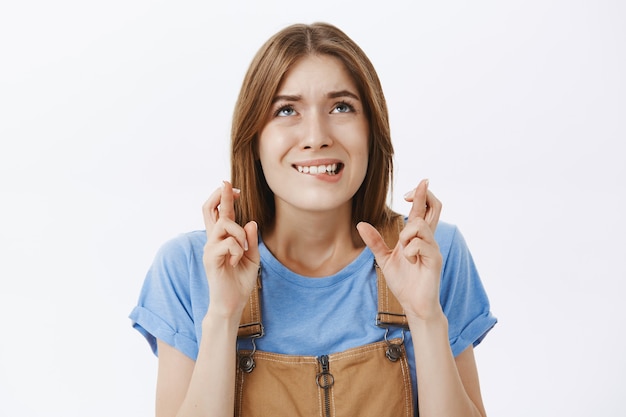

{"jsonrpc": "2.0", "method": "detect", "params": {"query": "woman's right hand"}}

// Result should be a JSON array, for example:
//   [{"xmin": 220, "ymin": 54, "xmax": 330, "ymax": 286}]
[{"xmin": 202, "ymin": 181, "xmax": 260, "ymax": 319}]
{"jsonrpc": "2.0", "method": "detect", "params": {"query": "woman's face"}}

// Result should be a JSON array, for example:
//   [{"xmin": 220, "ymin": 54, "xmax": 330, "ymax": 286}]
[{"xmin": 257, "ymin": 54, "xmax": 369, "ymax": 216}]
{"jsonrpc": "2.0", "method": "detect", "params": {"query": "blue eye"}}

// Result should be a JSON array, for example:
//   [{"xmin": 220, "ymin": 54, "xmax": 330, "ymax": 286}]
[
  {"xmin": 276, "ymin": 105, "xmax": 295, "ymax": 117},
  {"xmin": 333, "ymin": 102, "xmax": 354, "ymax": 113}
]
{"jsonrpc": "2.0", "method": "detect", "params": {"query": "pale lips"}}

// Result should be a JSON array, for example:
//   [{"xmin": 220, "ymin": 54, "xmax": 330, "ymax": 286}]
[{"xmin": 293, "ymin": 162, "xmax": 343, "ymax": 176}]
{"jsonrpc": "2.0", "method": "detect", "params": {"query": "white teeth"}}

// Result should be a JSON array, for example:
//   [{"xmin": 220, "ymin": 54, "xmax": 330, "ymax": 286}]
[{"xmin": 295, "ymin": 163, "xmax": 338, "ymax": 175}]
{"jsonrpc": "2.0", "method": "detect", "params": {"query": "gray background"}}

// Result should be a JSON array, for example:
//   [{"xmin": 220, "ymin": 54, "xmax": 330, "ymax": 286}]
[{"xmin": 1, "ymin": 1, "xmax": 624, "ymax": 415}]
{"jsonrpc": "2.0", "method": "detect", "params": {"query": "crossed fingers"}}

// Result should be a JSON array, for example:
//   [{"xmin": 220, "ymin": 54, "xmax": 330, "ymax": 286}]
[
  {"xmin": 202, "ymin": 181, "xmax": 248, "ymax": 266},
  {"xmin": 400, "ymin": 179, "xmax": 442, "ymax": 264}
]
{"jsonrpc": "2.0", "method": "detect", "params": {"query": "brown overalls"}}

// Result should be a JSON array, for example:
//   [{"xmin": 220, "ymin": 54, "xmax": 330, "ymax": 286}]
[{"xmin": 235, "ymin": 217, "xmax": 415, "ymax": 416}]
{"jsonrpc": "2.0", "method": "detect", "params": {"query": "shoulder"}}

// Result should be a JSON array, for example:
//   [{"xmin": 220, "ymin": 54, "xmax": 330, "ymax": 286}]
[
  {"xmin": 159, "ymin": 230, "xmax": 206, "ymax": 250},
  {"xmin": 138, "ymin": 230, "xmax": 209, "ymax": 316},
  {"xmin": 131, "ymin": 231, "xmax": 208, "ymax": 360},
  {"xmin": 432, "ymin": 221, "xmax": 478, "ymax": 274},
  {"xmin": 145, "ymin": 230, "xmax": 208, "ymax": 284},
  {"xmin": 434, "ymin": 221, "xmax": 463, "ymax": 257},
  {"xmin": 434, "ymin": 221, "xmax": 460, "ymax": 244},
  {"xmin": 154, "ymin": 230, "xmax": 206, "ymax": 263}
]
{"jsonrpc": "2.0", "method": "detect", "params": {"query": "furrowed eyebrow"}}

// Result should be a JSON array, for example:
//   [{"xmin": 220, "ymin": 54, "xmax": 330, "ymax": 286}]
[
  {"xmin": 271, "ymin": 94, "xmax": 301, "ymax": 104},
  {"xmin": 327, "ymin": 90, "xmax": 360, "ymax": 101},
  {"xmin": 271, "ymin": 90, "xmax": 360, "ymax": 103}
]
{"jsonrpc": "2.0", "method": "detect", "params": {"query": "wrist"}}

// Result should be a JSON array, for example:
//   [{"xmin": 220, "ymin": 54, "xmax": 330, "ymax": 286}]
[
  {"xmin": 203, "ymin": 307, "xmax": 243, "ymax": 333},
  {"xmin": 406, "ymin": 307, "xmax": 448, "ymax": 333}
]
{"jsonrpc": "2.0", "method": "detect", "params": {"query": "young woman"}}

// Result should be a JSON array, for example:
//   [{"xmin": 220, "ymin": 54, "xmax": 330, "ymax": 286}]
[{"xmin": 130, "ymin": 22, "xmax": 496, "ymax": 417}]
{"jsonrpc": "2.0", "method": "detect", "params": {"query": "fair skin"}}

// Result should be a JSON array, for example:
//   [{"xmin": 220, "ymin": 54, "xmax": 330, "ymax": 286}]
[
  {"xmin": 155, "ymin": 55, "xmax": 487, "ymax": 417},
  {"xmin": 258, "ymin": 55, "xmax": 370, "ymax": 274}
]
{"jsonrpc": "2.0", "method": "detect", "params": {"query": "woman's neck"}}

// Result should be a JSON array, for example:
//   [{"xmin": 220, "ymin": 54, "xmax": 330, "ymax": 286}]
[{"xmin": 261, "ymin": 204, "xmax": 365, "ymax": 277}]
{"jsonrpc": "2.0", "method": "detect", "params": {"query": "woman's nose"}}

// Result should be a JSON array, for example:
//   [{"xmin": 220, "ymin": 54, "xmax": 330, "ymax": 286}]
[{"xmin": 300, "ymin": 111, "xmax": 333, "ymax": 149}]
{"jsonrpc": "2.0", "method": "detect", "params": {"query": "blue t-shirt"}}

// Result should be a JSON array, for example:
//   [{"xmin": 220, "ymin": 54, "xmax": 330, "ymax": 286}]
[{"xmin": 130, "ymin": 221, "xmax": 496, "ymax": 402}]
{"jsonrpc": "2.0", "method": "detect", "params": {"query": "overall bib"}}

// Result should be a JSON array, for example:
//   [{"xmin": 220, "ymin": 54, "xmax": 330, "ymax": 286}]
[{"xmin": 235, "ymin": 217, "xmax": 415, "ymax": 416}]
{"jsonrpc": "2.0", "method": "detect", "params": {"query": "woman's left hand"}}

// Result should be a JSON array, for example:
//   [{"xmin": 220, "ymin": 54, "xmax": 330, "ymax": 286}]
[{"xmin": 357, "ymin": 179, "xmax": 444, "ymax": 321}]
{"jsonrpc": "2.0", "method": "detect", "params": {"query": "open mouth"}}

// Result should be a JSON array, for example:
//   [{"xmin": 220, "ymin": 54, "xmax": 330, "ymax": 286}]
[{"xmin": 293, "ymin": 163, "xmax": 344, "ymax": 176}]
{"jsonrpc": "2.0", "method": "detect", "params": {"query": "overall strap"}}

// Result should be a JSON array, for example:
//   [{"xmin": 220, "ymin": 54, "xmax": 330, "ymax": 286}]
[
  {"xmin": 376, "ymin": 214, "xmax": 409, "ymax": 329},
  {"xmin": 237, "ymin": 214, "xmax": 408, "ymax": 338},
  {"xmin": 237, "ymin": 267, "xmax": 264, "ymax": 339}
]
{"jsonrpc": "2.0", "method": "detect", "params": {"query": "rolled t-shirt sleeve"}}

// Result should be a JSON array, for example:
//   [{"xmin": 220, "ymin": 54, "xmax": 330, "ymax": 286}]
[
  {"xmin": 437, "ymin": 224, "xmax": 497, "ymax": 357},
  {"xmin": 129, "ymin": 235, "xmax": 200, "ymax": 360}
]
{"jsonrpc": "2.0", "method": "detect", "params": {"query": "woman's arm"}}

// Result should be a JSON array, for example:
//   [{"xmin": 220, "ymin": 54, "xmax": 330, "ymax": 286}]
[
  {"xmin": 155, "ymin": 341, "xmax": 194, "ymax": 417},
  {"xmin": 409, "ymin": 313, "xmax": 487, "ymax": 417},
  {"xmin": 358, "ymin": 179, "xmax": 488, "ymax": 417},
  {"xmin": 456, "ymin": 345, "xmax": 487, "ymax": 414},
  {"xmin": 155, "ymin": 182, "xmax": 259, "ymax": 417},
  {"xmin": 155, "ymin": 312, "xmax": 241, "ymax": 417}
]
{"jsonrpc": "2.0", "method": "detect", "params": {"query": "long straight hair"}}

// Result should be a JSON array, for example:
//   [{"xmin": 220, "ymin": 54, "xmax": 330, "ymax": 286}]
[{"xmin": 231, "ymin": 23, "xmax": 396, "ymax": 230}]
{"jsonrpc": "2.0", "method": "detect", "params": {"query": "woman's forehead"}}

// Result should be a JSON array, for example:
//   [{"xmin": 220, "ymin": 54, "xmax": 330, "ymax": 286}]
[{"xmin": 275, "ymin": 55, "xmax": 359, "ymax": 98}]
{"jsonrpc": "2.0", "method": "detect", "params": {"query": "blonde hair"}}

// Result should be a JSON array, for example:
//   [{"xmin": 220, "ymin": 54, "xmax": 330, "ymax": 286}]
[{"xmin": 231, "ymin": 22, "xmax": 396, "ymax": 230}]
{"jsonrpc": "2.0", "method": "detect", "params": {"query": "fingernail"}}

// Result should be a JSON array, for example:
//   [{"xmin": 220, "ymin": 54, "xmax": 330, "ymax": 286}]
[
  {"xmin": 404, "ymin": 189, "xmax": 415, "ymax": 199},
  {"xmin": 244, "ymin": 239, "xmax": 249, "ymax": 251},
  {"xmin": 232, "ymin": 187, "xmax": 241, "ymax": 194},
  {"xmin": 424, "ymin": 179, "xmax": 430, "ymax": 187}
]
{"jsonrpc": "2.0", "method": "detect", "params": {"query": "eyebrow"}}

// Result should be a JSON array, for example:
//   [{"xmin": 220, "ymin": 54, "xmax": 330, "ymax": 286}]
[
  {"xmin": 271, "ymin": 90, "xmax": 361, "ymax": 103},
  {"xmin": 328, "ymin": 90, "xmax": 360, "ymax": 101}
]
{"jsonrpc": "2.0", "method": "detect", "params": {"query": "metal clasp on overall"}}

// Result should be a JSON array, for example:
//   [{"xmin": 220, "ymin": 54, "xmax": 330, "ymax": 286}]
[
  {"xmin": 238, "ymin": 336, "xmax": 260, "ymax": 373},
  {"xmin": 237, "ymin": 265, "xmax": 264, "ymax": 373},
  {"xmin": 384, "ymin": 328, "xmax": 405, "ymax": 362}
]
